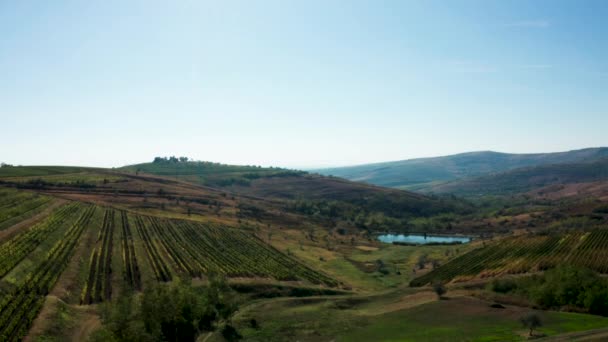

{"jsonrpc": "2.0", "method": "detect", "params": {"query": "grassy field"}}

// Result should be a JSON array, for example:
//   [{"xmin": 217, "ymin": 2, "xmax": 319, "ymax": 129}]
[
  {"xmin": 339, "ymin": 297, "xmax": 608, "ymax": 341},
  {"xmin": 224, "ymin": 292, "xmax": 608, "ymax": 342},
  {"xmin": 0, "ymin": 166, "xmax": 94, "ymax": 178}
]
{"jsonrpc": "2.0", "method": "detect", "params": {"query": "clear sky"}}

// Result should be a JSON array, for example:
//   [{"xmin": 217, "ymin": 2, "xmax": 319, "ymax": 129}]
[{"xmin": 1, "ymin": 0, "xmax": 607, "ymax": 169}]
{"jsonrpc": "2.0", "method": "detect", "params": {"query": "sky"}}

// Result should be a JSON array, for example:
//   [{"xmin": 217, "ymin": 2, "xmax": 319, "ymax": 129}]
[{"xmin": 1, "ymin": 0, "xmax": 607, "ymax": 169}]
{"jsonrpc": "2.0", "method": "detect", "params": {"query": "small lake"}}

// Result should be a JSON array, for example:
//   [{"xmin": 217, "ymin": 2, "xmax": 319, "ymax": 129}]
[{"xmin": 377, "ymin": 234, "xmax": 471, "ymax": 245}]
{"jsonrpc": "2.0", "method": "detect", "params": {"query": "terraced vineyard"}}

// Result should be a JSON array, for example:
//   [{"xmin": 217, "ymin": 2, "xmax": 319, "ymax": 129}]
[{"xmin": 410, "ymin": 229, "xmax": 608, "ymax": 286}]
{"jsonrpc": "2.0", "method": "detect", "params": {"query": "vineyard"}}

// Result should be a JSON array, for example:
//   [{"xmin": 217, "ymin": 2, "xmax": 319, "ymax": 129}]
[
  {"xmin": 81, "ymin": 209, "xmax": 116, "ymax": 304},
  {"xmin": 0, "ymin": 187, "xmax": 339, "ymax": 339},
  {"xmin": 410, "ymin": 229, "xmax": 608, "ymax": 286},
  {"xmin": 127, "ymin": 214, "xmax": 337, "ymax": 286},
  {"xmin": 0, "ymin": 204, "xmax": 95, "ymax": 341},
  {"xmin": 0, "ymin": 189, "xmax": 54, "ymax": 231},
  {"xmin": 76, "ymin": 210, "xmax": 338, "ymax": 306},
  {"xmin": 0, "ymin": 203, "xmax": 82, "ymax": 278},
  {"xmin": 120, "ymin": 210, "xmax": 141, "ymax": 291}
]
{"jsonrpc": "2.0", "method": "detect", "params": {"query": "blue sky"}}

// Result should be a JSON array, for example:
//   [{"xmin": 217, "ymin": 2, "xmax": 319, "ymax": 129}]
[{"xmin": 1, "ymin": 0, "xmax": 607, "ymax": 168}]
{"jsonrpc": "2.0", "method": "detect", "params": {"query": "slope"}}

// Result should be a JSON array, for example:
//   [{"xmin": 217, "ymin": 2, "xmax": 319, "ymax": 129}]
[
  {"xmin": 314, "ymin": 147, "xmax": 608, "ymax": 190},
  {"xmin": 426, "ymin": 158, "xmax": 608, "ymax": 197},
  {"xmin": 119, "ymin": 159, "xmax": 468, "ymax": 229}
]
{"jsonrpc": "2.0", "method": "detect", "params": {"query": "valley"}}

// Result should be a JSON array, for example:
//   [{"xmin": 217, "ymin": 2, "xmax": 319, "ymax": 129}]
[{"xmin": 0, "ymin": 154, "xmax": 607, "ymax": 341}]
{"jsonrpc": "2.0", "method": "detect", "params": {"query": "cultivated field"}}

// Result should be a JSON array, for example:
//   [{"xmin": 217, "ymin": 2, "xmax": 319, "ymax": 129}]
[{"xmin": 411, "ymin": 229, "xmax": 608, "ymax": 286}]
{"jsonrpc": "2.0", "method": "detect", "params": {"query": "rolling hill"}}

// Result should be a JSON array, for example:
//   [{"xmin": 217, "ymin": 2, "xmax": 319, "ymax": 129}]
[
  {"xmin": 119, "ymin": 159, "xmax": 468, "ymax": 223},
  {"xmin": 2, "ymin": 161, "xmax": 608, "ymax": 341},
  {"xmin": 314, "ymin": 147, "xmax": 608, "ymax": 191},
  {"xmin": 424, "ymin": 158, "xmax": 608, "ymax": 197}
]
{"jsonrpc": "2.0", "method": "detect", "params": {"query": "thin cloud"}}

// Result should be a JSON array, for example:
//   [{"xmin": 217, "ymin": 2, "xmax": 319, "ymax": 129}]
[
  {"xmin": 519, "ymin": 64, "xmax": 553, "ymax": 70},
  {"xmin": 506, "ymin": 20, "xmax": 551, "ymax": 28},
  {"xmin": 447, "ymin": 60, "xmax": 498, "ymax": 74}
]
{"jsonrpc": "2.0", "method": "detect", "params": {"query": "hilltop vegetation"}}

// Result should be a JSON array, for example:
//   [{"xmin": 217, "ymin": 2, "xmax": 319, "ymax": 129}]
[{"xmin": 120, "ymin": 156, "xmax": 304, "ymax": 187}]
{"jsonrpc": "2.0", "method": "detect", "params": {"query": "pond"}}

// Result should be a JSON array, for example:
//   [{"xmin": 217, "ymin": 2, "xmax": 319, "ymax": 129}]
[{"xmin": 377, "ymin": 233, "xmax": 472, "ymax": 245}]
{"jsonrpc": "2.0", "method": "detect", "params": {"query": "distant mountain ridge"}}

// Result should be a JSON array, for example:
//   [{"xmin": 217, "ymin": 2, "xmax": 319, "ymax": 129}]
[
  {"xmin": 428, "ymin": 157, "xmax": 608, "ymax": 196},
  {"xmin": 314, "ymin": 147, "xmax": 608, "ymax": 191}
]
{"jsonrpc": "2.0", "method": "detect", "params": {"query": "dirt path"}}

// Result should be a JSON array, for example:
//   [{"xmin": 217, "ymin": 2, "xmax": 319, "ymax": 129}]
[
  {"xmin": 24, "ymin": 295, "xmax": 101, "ymax": 342},
  {"xmin": 359, "ymin": 289, "xmax": 468, "ymax": 316},
  {"xmin": 71, "ymin": 311, "xmax": 101, "ymax": 342},
  {"xmin": 0, "ymin": 198, "xmax": 66, "ymax": 242},
  {"xmin": 539, "ymin": 328, "xmax": 608, "ymax": 341},
  {"xmin": 24, "ymin": 296, "xmax": 61, "ymax": 341}
]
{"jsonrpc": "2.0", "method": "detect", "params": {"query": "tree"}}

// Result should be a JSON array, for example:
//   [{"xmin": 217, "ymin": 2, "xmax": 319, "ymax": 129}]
[
  {"xmin": 520, "ymin": 312, "xmax": 542, "ymax": 336},
  {"xmin": 433, "ymin": 282, "xmax": 447, "ymax": 299},
  {"xmin": 95, "ymin": 276, "xmax": 238, "ymax": 342},
  {"xmin": 417, "ymin": 254, "xmax": 428, "ymax": 269}
]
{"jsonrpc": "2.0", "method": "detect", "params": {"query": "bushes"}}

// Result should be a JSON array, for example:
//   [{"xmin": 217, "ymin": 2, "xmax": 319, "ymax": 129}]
[
  {"xmin": 490, "ymin": 279, "xmax": 517, "ymax": 293},
  {"xmin": 97, "ymin": 275, "xmax": 239, "ymax": 342},
  {"xmin": 489, "ymin": 265, "xmax": 608, "ymax": 316}
]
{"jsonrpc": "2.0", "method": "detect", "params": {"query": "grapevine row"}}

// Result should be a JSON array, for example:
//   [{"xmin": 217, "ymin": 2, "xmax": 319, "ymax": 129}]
[
  {"xmin": 120, "ymin": 210, "xmax": 141, "ymax": 290},
  {"xmin": 0, "ymin": 204, "xmax": 95, "ymax": 341},
  {"xmin": 81, "ymin": 209, "xmax": 115, "ymax": 304},
  {"xmin": 411, "ymin": 229, "xmax": 608, "ymax": 286},
  {"xmin": 0, "ymin": 203, "xmax": 81, "ymax": 277}
]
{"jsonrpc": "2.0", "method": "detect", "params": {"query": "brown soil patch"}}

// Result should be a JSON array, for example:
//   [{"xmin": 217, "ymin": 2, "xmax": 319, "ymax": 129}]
[
  {"xmin": 24, "ymin": 296, "xmax": 101, "ymax": 342},
  {"xmin": 355, "ymin": 245, "xmax": 378, "ymax": 252},
  {"xmin": 24, "ymin": 295, "xmax": 61, "ymax": 341},
  {"xmin": 364, "ymin": 289, "xmax": 469, "ymax": 316},
  {"xmin": 71, "ymin": 310, "xmax": 101, "ymax": 342}
]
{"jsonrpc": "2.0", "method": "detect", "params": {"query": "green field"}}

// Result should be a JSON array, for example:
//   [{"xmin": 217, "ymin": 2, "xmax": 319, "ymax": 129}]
[
  {"xmin": 226, "ymin": 292, "xmax": 608, "ymax": 342},
  {"xmin": 0, "ymin": 166, "xmax": 93, "ymax": 178}
]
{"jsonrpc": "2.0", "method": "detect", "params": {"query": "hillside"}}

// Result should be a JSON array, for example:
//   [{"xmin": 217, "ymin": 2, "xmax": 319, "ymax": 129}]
[
  {"xmin": 425, "ymin": 158, "xmax": 608, "ymax": 197},
  {"xmin": 315, "ymin": 148, "xmax": 608, "ymax": 190},
  {"xmin": 0, "ymin": 163, "xmax": 479, "ymax": 341},
  {"xmin": 2, "ymin": 163, "xmax": 608, "ymax": 341},
  {"xmin": 119, "ymin": 159, "xmax": 467, "ymax": 228}
]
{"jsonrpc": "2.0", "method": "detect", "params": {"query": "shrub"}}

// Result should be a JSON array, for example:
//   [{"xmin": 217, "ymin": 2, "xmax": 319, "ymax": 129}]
[
  {"xmin": 519, "ymin": 312, "xmax": 542, "ymax": 336},
  {"xmin": 433, "ymin": 282, "xmax": 447, "ymax": 299},
  {"xmin": 490, "ymin": 279, "xmax": 517, "ymax": 293}
]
